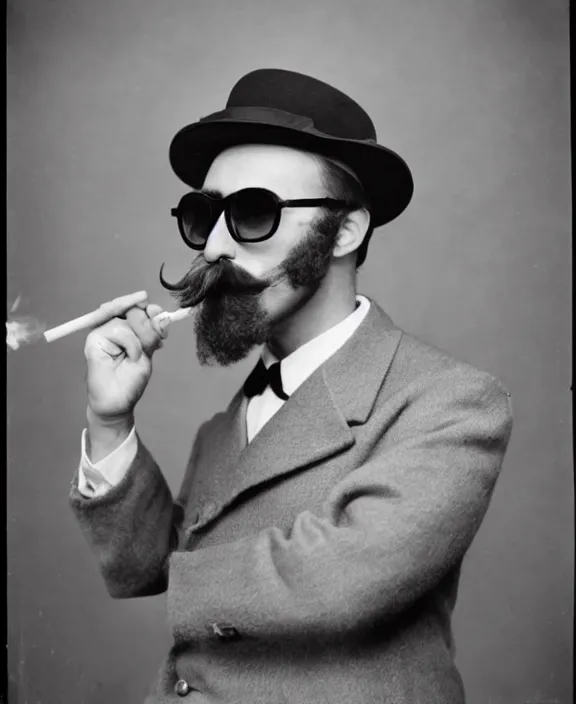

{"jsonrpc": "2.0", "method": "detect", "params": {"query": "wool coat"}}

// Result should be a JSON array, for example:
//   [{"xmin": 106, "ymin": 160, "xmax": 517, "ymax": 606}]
[{"xmin": 70, "ymin": 300, "xmax": 513, "ymax": 704}]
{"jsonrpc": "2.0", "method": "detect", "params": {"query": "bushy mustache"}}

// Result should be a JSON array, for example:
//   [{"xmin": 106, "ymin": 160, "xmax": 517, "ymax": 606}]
[{"xmin": 159, "ymin": 257, "xmax": 270, "ymax": 308}]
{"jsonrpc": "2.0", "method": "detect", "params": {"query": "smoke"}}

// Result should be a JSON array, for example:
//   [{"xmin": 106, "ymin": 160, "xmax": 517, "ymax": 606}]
[{"xmin": 6, "ymin": 296, "xmax": 46, "ymax": 350}]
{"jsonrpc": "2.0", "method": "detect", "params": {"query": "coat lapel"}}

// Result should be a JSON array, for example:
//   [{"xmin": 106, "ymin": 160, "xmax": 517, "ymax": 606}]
[{"xmin": 185, "ymin": 300, "xmax": 402, "ymax": 535}]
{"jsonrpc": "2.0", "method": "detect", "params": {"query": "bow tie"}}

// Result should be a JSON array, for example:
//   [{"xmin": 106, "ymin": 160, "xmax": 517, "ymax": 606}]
[{"xmin": 243, "ymin": 359, "xmax": 289, "ymax": 400}]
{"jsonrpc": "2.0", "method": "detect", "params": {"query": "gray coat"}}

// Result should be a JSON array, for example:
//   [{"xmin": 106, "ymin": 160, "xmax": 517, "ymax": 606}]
[{"xmin": 70, "ymin": 300, "xmax": 513, "ymax": 703}]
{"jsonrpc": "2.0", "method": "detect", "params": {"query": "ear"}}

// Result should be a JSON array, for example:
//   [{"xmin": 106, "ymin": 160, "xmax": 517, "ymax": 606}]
[{"xmin": 332, "ymin": 208, "xmax": 371, "ymax": 259}]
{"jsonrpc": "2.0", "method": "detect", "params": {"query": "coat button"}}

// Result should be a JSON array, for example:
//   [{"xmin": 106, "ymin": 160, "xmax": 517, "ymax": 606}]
[
  {"xmin": 174, "ymin": 679, "xmax": 191, "ymax": 697},
  {"xmin": 210, "ymin": 622, "xmax": 240, "ymax": 640}
]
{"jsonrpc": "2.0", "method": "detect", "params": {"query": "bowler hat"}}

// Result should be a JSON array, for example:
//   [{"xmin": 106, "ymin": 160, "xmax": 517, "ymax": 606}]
[{"xmin": 169, "ymin": 68, "xmax": 413, "ymax": 227}]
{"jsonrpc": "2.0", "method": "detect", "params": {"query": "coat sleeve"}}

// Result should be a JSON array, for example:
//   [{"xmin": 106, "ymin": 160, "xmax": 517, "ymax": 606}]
[
  {"xmin": 69, "ymin": 428, "xmax": 203, "ymax": 598},
  {"xmin": 167, "ymin": 369, "xmax": 513, "ymax": 640}
]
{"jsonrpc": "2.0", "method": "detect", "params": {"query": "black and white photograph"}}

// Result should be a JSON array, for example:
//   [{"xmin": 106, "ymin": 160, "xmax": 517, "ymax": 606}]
[{"xmin": 6, "ymin": 1, "xmax": 572, "ymax": 703}]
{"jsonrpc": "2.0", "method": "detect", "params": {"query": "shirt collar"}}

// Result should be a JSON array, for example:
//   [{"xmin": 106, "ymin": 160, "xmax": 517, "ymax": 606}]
[{"xmin": 261, "ymin": 295, "xmax": 371, "ymax": 396}]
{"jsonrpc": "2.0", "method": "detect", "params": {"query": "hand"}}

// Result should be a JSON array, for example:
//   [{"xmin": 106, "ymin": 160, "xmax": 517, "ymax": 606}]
[{"xmin": 84, "ymin": 291, "xmax": 169, "ymax": 424}]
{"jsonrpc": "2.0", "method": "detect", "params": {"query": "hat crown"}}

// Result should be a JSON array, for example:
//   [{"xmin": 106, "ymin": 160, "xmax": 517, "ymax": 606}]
[{"xmin": 225, "ymin": 69, "xmax": 377, "ymax": 142}]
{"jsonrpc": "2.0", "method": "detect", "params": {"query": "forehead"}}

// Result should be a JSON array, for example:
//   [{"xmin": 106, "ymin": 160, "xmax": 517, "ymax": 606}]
[{"xmin": 202, "ymin": 144, "xmax": 325, "ymax": 197}]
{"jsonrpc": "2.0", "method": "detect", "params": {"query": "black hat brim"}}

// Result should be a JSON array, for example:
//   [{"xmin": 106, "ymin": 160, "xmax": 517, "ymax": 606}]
[{"xmin": 169, "ymin": 120, "xmax": 413, "ymax": 228}]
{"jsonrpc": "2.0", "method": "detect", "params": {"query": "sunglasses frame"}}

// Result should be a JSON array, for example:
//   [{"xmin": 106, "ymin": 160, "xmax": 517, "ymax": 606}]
[{"xmin": 171, "ymin": 187, "xmax": 356, "ymax": 250}]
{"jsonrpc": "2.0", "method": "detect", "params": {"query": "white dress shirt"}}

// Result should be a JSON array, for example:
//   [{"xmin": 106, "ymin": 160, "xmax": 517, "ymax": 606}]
[{"xmin": 77, "ymin": 295, "xmax": 371, "ymax": 498}]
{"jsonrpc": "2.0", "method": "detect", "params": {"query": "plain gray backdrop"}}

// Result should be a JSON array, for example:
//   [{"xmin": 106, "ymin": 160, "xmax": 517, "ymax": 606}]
[{"xmin": 6, "ymin": 1, "xmax": 572, "ymax": 702}]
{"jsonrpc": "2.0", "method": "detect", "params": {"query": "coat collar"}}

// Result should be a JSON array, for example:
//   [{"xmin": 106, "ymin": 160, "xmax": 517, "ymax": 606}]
[{"xmin": 185, "ymin": 299, "xmax": 402, "ymax": 535}]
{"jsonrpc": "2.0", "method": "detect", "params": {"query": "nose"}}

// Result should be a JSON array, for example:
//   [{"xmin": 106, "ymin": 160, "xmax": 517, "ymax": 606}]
[{"xmin": 203, "ymin": 213, "xmax": 236, "ymax": 264}]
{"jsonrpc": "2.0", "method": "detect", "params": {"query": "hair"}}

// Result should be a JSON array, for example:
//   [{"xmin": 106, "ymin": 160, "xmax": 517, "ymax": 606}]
[{"xmin": 314, "ymin": 156, "xmax": 374, "ymax": 268}]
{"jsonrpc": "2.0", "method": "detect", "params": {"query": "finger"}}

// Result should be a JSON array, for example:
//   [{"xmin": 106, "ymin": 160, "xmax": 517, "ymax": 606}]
[
  {"xmin": 156, "ymin": 316, "xmax": 171, "ymax": 340},
  {"xmin": 146, "ymin": 304, "xmax": 170, "ymax": 339},
  {"xmin": 146, "ymin": 303, "xmax": 164, "ymax": 319},
  {"xmin": 85, "ymin": 318, "xmax": 144, "ymax": 363},
  {"xmin": 98, "ymin": 291, "xmax": 149, "ymax": 320},
  {"xmin": 125, "ymin": 307, "xmax": 163, "ymax": 356}
]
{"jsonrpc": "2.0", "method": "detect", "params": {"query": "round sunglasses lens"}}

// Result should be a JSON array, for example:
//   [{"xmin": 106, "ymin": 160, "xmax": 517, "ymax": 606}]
[
  {"xmin": 180, "ymin": 194, "xmax": 212, "ymax": 247},
  {"xmin": 231, "ymin": 190, "xmax": 277, "ymax": 241}
]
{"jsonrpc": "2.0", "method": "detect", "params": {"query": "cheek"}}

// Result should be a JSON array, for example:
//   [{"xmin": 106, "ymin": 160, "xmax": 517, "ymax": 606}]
[
  {"xmin": 236, "ymin": 216, "xmax": 307, "ymax": 279},
  {"xmin": 240, "ymin": 249, "xmax": 286, "ymax": 279}
]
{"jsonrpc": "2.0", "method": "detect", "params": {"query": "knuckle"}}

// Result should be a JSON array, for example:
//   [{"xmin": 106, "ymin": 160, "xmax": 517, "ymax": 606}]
[
  {"xmin": 84, "ymin": 332, "xmax": 103, "ymax": 359},
  {"xmin": 126, "ymin": 308, "xmax": 147, "ymax": 326},
  {"xmin": 128, "ymin": 312, "xmax": 160, "ymax": 345},
  {"xmin": 106, "ymin": 318, "xmax": 129, "ymax": 337},
  {"xmin": 146, "ymin": 304, "xmax": 164, "ymax": 318}
]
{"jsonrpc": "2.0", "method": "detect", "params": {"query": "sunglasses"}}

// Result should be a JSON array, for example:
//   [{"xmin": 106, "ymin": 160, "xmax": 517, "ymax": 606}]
[{"xmin": 171, "ymin": 187, "xmax": 355, "ymax": 250}]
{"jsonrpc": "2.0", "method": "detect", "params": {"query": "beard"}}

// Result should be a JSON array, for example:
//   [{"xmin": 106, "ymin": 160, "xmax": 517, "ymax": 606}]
[{"xmin": 159, "ymin": 210, "xmax": 343, "ymax": 366}]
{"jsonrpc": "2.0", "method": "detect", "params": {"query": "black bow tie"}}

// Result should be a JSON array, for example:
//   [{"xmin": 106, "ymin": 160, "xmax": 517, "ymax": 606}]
[{"xmin": 243, "ymin": 359, "xmax": 289, "ymax": 400}]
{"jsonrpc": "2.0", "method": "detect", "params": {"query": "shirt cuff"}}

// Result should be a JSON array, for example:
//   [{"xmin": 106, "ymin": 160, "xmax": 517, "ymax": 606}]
[{"xmin": 77, "ymin": 426, "xmax": 138, "ymax": 498}]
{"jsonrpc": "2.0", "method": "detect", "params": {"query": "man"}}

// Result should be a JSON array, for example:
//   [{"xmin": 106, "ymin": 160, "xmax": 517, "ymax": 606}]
[{"xmin": 70, "ymin": 69, "xmax": 513, "ymax": 703}]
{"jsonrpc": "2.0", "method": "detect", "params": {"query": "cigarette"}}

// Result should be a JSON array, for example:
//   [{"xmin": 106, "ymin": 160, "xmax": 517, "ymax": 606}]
[{"xmin": 43, "ymin": 305, "xmax": 193, "ymax": 343}]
